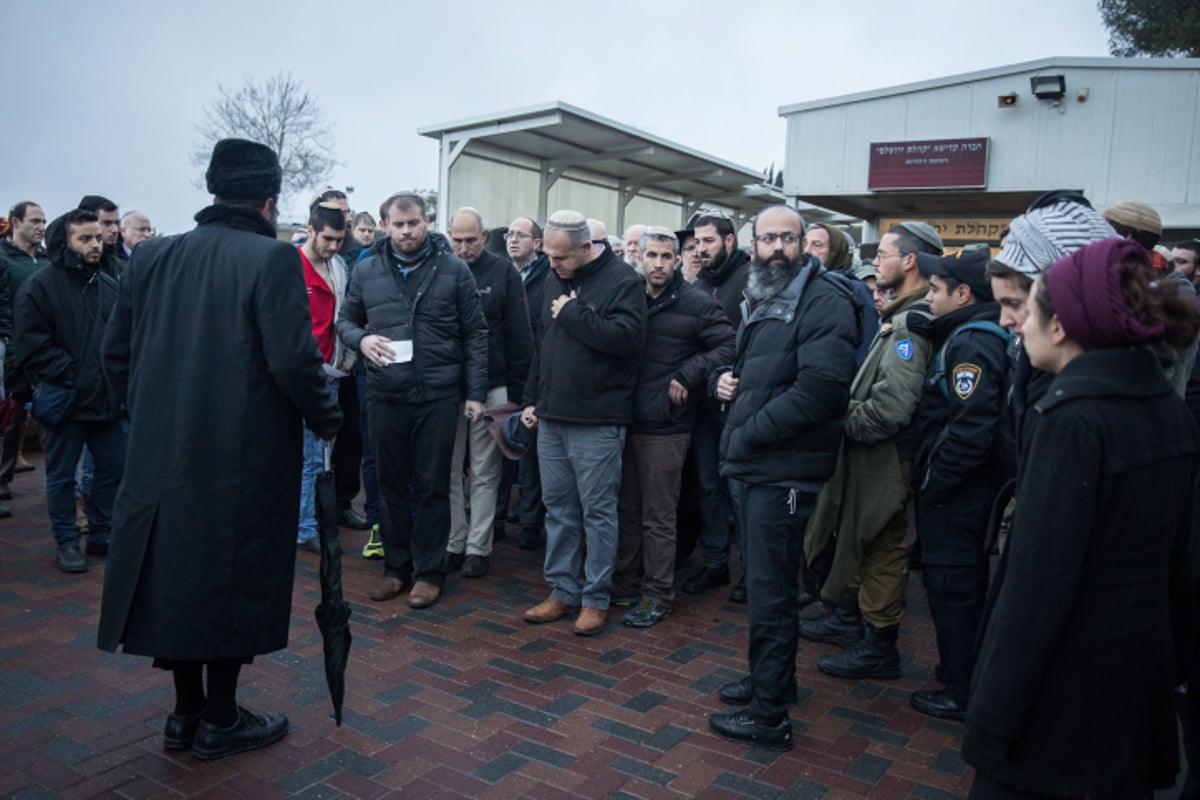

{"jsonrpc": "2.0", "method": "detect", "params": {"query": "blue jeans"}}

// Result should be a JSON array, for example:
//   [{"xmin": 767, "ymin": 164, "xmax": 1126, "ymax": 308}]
[
  {"xmin": 356, "ymin": 372, "xmax": 380, "ymax": 525},
  {"xmin": 298, "ymin": 380, "xmax": 338, "ymax": 543},
  {"xmin": 44, "ymin": 419, "xmax": 128, "ymax": 546},
  {"xmin": 539, "ymin": 421, "xmax": 626, "ymax": 609}
]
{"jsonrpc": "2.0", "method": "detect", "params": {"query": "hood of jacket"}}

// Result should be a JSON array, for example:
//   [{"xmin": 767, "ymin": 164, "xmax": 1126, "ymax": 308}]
[{"xmin": 44, "ymin": 213, "xmax": 100, "ymax": 277}]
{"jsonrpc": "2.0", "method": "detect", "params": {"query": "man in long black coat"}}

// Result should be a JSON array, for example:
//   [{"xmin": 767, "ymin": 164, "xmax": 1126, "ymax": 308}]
[{"xmin": 97, "ymin": 139, "xmax": 342, "ymax": 761}]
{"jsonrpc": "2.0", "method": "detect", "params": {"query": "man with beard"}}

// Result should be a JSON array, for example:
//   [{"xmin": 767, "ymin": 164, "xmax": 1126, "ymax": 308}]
[
  {"xmin": 612, "ymin": 228, "xmax": 735, "ymax": 627},
  {"xmin": 78, "ymin": 195, "xmax": 127, "ymax": 276},
  {"xmin": 707, "ymin": 206, "xmax": 859, "ymax": 749},
  {"xmin": 685, "ymin": 209, "xmax": 752, "ymax": 601},
  {"xmin": 339, "ymin": 193, "xmax": 488, "ymax": 609},
  {"xmin": 623, "ymin": 224, "xmax": 647, "ymax": 271},
  {"xmin": 16, "ymin": 209, "xmax": 125, "ymax": 573},
  {"xmin": 507, "ymin": 216, "xmax": 552, "ymax": 551},
  {"xmin": 97, "ymin": 139, "xmax": 342, "ymax": 759},
  {"xmin": 800, "ymin": 222, "xmax": 939, "ymax": 680},
  {"xmin": 0, "ymin": 201, "xmax": 50, "ymax": 506}
]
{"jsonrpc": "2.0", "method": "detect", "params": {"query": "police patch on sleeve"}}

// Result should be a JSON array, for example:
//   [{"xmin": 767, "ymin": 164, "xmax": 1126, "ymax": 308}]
[
  {"xmin": 895, "ymin": 339, "xmax": 913, "ymax": 361},
  {"xmin": 953, "ymin": 363, "xmax": 982, "ymax": 399}
]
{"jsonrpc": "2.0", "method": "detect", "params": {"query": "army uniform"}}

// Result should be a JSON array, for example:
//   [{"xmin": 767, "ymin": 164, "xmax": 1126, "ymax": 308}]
[{"xmin": 802, "ymin": 287, "xmax": 934, "ymax": 677}]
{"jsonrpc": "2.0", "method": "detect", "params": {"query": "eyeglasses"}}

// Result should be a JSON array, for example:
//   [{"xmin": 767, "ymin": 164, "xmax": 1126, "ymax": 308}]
[
  {"xmin": 753, "ymin": 233, "xmax": 800, "ymax": 246},
  {"xmin": 503, "ymin": 231, "xmax": 532, "ymax": 241}
]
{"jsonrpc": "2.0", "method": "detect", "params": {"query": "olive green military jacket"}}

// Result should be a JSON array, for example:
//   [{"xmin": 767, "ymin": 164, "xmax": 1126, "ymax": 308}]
[{"xmin": 805, "ymin": 288, "xmax": 933, "ymax": 603}]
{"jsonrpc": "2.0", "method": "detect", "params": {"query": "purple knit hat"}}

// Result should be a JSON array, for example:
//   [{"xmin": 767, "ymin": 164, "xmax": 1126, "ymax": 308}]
[{"xmin": 1045, "ymin": 238, "xmax": 1165, "ymax": 350}]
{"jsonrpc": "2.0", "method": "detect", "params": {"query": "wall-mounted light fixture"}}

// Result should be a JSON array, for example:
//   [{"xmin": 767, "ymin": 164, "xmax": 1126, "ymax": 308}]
[{"xmin": 1030, "ymin": 75, "xmax": 1066, "ymax": 101}]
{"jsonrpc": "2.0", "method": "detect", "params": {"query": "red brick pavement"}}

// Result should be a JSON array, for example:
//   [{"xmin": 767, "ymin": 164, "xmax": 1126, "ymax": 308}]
[{"xmin": 0, "ymin": 456, "xmax": 974, "ymax": 799}]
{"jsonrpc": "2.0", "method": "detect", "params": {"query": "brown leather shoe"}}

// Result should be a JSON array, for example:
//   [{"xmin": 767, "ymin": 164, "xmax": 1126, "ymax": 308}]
[
  {"xmin": 523, "ymin": 597, "xmax": 577, "ymax": 624},
  {"xmin": 408, "ymin": 581, "xmax": 441, "ymax": 609},
  {"xmin": 369, "ymin": 575, "xmax": 408, "ymax": 602},
  {"xmin": 573, "ymin": 606, "xmax": 607, "ymax": 636}
]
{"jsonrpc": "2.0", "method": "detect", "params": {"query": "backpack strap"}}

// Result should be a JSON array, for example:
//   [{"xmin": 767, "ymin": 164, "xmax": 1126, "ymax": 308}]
[{"xmin": 932, "ymin": 320, "xmax": 1011, "ymax": 400}]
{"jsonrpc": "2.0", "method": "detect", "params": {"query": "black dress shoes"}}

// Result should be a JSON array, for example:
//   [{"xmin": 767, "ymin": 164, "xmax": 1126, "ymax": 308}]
[
  {"xmin": 338, "ymin": 508, "xmax": 370, "ymax": 530},
  {"xmin": 718, "ymin": 675, "xmax": 799, "ymax": 706},
  {"xmin": 682, "ymin": 564, "xmax": 730, "ymax": 595},
  {"xmin": 910, "ymin": 689, "xmax": 966, "ymax": 720},
  {"xmin": 163, "ymin": 711, "xmax": 203, "ymax": 751},
  {"xmin": 192, "ymin": 707, "xmax": 288, "ymax": 760},
  {"xmin": 708, "ymin": 709, "xmax": 793, "ymax": 750}
]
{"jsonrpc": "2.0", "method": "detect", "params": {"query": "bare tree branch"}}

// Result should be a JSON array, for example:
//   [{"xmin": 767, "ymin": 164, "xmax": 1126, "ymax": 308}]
[{"xmin": 192, "ymin": 72, "xmax": 337, "ymax": 202}]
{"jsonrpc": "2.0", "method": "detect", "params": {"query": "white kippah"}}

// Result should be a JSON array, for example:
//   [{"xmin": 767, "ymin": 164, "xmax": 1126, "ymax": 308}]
[{"xmin": 547, "ymin": 210, "xmax": 588, "ymax": 230}]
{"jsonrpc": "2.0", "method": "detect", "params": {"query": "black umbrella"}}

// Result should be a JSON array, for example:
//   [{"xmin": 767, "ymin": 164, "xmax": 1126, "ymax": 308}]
[{"xmin": 314, "ymin": 439, "xmax": 351, "ymax": 725}]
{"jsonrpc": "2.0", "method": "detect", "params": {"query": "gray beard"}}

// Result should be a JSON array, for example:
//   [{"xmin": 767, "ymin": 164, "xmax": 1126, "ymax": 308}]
[{"xmin": 746, "ymin": 256, "xmax": 803, "ymax": 304}]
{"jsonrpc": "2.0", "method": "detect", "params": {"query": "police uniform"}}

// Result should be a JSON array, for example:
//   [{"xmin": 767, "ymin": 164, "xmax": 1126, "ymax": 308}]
[{"xmin": 909, "ymin": 252, "xmax": 1010, "ymax": 718}]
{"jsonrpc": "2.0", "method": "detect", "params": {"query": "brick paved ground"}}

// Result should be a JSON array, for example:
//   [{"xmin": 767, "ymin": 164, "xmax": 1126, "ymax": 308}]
[{"xmin": 0, "ymin": 456, "xmax": 978, "ymax": 799}]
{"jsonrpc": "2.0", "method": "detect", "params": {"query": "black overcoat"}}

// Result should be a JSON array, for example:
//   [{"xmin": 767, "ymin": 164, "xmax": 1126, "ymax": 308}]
[
  {"xmin": 97, "ymin": 205, "xmax": 342, "ymax": 661},
  {"xmin": 963, "ymin": 347, "xmax": 1198, "ymax": 797}
]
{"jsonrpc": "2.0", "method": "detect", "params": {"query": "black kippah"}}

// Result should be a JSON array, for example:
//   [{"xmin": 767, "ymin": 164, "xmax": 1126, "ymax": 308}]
[{"xmin": 206, "ymin": 138, "xmax": 283, "ymax": 199}]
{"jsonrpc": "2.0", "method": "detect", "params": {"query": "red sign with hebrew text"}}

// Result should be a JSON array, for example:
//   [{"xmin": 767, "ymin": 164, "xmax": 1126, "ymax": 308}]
[{"xmin": 868, "ymin": 138, "xmax": 989, "ymax": 190}]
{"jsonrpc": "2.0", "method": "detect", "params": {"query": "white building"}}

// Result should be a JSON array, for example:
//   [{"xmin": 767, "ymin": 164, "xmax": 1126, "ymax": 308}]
[{"xmin": 780, "ymin": 57, "xmax": 1200, "ymax": 247}]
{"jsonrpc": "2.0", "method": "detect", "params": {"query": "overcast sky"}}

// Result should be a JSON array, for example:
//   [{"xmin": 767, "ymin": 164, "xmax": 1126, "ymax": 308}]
[{"xmin": 2, "ymin": 0, "xmax": 1113, "ymax": 234}]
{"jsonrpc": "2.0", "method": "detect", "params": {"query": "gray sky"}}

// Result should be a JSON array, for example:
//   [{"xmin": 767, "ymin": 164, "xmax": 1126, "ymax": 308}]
[{"xmin": 2, "ymin": 0, "xmax": 1113, "ymax": 235}]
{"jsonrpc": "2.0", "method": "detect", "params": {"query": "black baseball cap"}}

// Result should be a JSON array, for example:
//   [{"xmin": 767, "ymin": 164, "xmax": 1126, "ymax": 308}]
[{"xmin": 916, "ymin": 249, "xmax": 994, "ymax": 301}]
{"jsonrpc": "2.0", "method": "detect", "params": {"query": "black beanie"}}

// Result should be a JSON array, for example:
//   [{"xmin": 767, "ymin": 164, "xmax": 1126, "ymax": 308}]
[{"xmin": 205, "ymin": 139, "xmax": 283, "ymax": 199}]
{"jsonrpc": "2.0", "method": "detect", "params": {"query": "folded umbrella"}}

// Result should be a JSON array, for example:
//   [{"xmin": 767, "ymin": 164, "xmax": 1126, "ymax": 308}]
[{"xmin": 314, "ymin": 439, "xmax": 351, "ymax": 725}]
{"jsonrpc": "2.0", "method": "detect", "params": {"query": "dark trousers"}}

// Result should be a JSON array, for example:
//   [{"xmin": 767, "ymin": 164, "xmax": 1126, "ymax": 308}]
[
  {"xmin": 44, "ymin": 418, "xmax": 127, "ymax": 545},
  {"xmin": 333, "ymin": 375, "xmax": 362, "ymax": 510},
  {"xmin": 735, "ymin": 480, "xmax": 816, "ymax": 725},
  {"xmin": 613, "ymin": 432, "xmax": 691, "ymax": 605},
  {"xmin": 369, "ymin": 398, "xmax": 458, "ymax": 587},
  {"xmin": 1, "ymin": 366, "xmax": 31, "ymax": 484},
  {"xmin": 917, "ymin": 486, "xmax": 992, "ymax": 704},
  {"xmin": 517, "ymin": 429, "xmax": 545, "ymax": 536},
  {"xmin": 356, "ymin": 373, "xmax": 380, "ymax": 525},
  {"xmin": 693, "ymin": 409, "xmax": 735, "ymax": 569},
  {"xmin": 494, "ymin": 458, "xmax": 517, "ymax": 536}
]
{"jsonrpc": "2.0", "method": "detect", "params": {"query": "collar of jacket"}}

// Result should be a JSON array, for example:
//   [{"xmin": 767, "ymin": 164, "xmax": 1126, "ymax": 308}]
[
  {"xmin": 1036, "ymin": 347, "xmax": 1173, "ymax": 413},
  {"xmin": 193, "ymin": 204, "xmax": 278, "ymax": 239},
  {"xmin": 647, "ymin": 269, "xmax": 684, "ymax": 312},
  {"xmin": 882, "ymin": 287, "xmax": 929, "ymax": 321},
  {"xmin": 522, "ymin": 252, "xmax": 549, "ymax": 281},
  {"xmin": 697, "ymin": 247, "xmax": 749, "ymax": 287},
  {"xmin": 0, "ymin": 238, "xmax": 48, "ymax": 261},
  {"xmin": 572, "ymin": 244, "xmax": 617, "ymax": 282},
  {"xmin": 742, "ymin": 255, "xmax": 822, "ymax": 326},
  {"xmin": 927, "ymin": 300, "xmax": 1000, "ymax": 342}
]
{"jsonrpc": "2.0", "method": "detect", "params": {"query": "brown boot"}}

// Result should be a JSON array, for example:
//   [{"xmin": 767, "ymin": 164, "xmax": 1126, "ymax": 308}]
[
  {"xmin": 369, "ymin": 575, "xmax": 408, "ymax": 602},
  {"xmin": 573, "ymin": 607, "xmax": 607, "ymax": 636},
  {"xmin": 523, "ymin": 597, "xmax": 577, "ymax": 624},
  {"xmin": 408, "ymin": 581, "xmax": 441, "ymax": 609}
]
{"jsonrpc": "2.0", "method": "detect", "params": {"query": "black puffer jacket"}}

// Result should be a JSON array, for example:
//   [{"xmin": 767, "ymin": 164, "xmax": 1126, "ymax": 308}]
[
  {"xmin": 695, "ymin": 247, "xmax": 750, "ymax": 326},
  {"xmin": 15, "ymin": 213, "xmax": 121, "ymax": 421},
  {"xmin": 337, "ymin": 233, "xmax": 488, "ymax": 405},
  {"xmin": 469, "ymin": 248, "xmax": 533, "ymax": 398},
  {"xmin": 635, "ymin": 271, "xmax": 735, "ymax": 435},
  {"xmin": 524, "ymin": 247, "xmax": 646, "ymax": 425},
  {"xmin": 718, "ymin": 257, "xmax": 859, "ymax": 485}
]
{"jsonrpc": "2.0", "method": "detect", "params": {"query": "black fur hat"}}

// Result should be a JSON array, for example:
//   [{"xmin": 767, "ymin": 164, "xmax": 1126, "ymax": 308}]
[{"xmin": 205, "ymin": 139, "xmax": 282, "ymax": 199}]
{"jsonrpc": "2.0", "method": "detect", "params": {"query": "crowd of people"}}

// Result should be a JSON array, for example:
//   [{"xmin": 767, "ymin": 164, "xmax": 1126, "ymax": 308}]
[{"xmin": 5, "ymin": 137, "xmax": 1200, "ymax": 797}]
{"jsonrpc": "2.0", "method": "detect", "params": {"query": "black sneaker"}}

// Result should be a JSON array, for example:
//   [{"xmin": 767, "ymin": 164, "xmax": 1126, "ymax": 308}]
[
  {"xmin": 682, "ymin": 564, "xmax": 730, "ymax": 595},
  {"xmin": 623, "ymin": 598, "xmax": 671, "ymax": 628},
  {"xmin": 56, "ymin": 543, "xmax": 87, "ymax": 573},
  {"xmin": 708, "ymin": 709, "xmax": 793, "ymax": 750},
  {"xmin": 192, "ymin": 706, "xmax": 288, "ymax": 760},
  {"xmin": 718, "ymin": 675, "xmax": 800, "ymax": 706},
  {"xmin": 910, "ymin": 689, "xmax": 966, "ymax": 720},
  {"xmin": 460, "ymin": 554, "xmax": 489, "ymax": 578}
]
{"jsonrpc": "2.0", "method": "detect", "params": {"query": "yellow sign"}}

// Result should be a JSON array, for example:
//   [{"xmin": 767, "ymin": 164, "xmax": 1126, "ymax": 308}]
[{"xmin": 879, "ymin": 216, "xmax": 1012, "ymax": 244}]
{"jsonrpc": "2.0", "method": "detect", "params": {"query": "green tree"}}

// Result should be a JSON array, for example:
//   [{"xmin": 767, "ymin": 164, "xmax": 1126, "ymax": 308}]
[{"xmin": 1098, "ymin": 0, "xmax": 1200, "ymax": 57}]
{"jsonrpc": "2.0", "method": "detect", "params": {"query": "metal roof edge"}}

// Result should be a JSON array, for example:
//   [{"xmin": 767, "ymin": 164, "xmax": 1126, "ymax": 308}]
[{"xmin": 777, "ymin": 56, "xmax": 1200, "ymax": 116}]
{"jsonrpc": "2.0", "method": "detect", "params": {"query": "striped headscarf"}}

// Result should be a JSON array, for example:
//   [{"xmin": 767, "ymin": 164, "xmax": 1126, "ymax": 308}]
[{"xmin": 996, "ymin": 200, "xmax": 1117, "ymax": 280}]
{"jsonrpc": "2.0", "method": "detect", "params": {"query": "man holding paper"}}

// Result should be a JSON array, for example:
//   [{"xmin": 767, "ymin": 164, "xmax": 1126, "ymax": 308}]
[{"xmin": 337, "ymin": 193, "xmax": 488, "ymax": 609}]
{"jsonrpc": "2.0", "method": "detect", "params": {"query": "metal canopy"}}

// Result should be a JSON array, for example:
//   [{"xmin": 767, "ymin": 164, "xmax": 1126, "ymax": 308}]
[{"xmin": 418, "ymin": 102, "xmax": 786, "ymax": 231}]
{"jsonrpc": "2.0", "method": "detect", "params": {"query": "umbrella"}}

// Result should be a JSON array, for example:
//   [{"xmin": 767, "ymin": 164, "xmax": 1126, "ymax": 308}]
[{"xmin": 314, "ymin": 439, "xmax": 351, "ymax": 725}]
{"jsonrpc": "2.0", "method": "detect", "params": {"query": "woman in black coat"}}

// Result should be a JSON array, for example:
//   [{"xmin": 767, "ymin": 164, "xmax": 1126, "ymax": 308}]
[{"xmin": 963, "ymin": 237, "xmax": 1200, "ymax": 799}]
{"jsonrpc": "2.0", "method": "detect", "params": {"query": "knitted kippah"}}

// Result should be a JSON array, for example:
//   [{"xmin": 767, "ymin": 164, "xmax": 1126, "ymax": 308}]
[
  {"xmin": 547, "ymin": 210, "xmax": 588, "ymax": 231},
  {"xmin": 1103, "ymin": 201, "xmax": 1162, "ymax": 235}
]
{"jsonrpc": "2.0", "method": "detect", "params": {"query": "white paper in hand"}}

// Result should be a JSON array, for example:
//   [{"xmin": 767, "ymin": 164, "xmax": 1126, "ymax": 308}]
[{"xmin": 384, "ymin": 340, "xmax": 413, "ymax": 365}]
